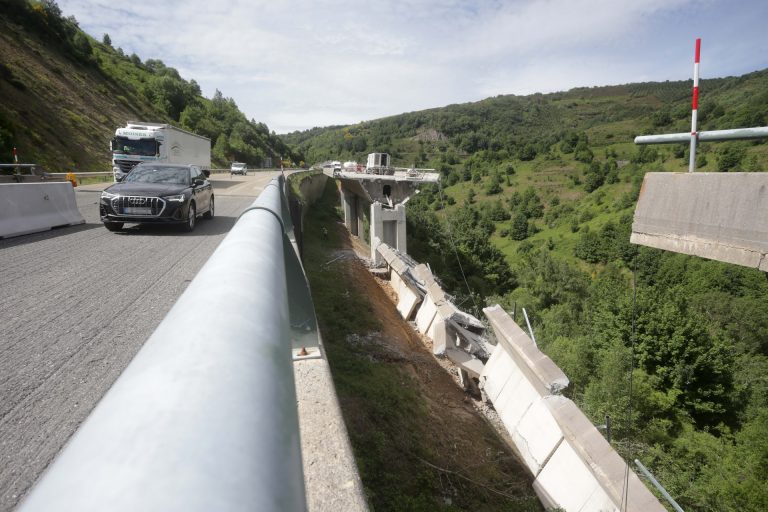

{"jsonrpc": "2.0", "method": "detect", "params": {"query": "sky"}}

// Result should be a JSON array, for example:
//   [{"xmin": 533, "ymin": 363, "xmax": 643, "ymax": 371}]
[{"xmin": 57, "ymin": 0, "xmax": 768, "ymax": 134}]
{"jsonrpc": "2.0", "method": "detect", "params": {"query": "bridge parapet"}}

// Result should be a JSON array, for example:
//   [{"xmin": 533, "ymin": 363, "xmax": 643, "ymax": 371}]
[{"xmin": 631, "ymin": 172, "xmax": 768, "ymax": 271}]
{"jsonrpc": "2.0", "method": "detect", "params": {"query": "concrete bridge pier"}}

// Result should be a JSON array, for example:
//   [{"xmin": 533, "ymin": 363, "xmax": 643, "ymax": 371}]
[
  {"xmin": 327, "ymin": 166, "xmax": 440, "ymax": 264},
  {"xmin": 370, "ymin": 202, "xmax": 406, "ymax": 266},
  {"xmin": 340, "ymin": 184, "xmax": 357, "ymax": 236}
]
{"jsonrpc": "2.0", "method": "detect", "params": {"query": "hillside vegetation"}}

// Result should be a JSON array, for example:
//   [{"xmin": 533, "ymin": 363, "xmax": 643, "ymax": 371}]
[
  {"xmin": 284, "ymin": 71, "xmax": 768, "ymax": 510},
  {"xmin": 0, "ymin": 0, "xmax": 300, "ymax": 171}
]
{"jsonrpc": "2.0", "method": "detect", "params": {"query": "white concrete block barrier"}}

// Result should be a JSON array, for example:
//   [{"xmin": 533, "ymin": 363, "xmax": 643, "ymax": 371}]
[
  {"xmin": 533, "ymin": 396, "xmax": 664, "ymax": 512},
  {"xmin": 481, "ymin": 306, "xmax": 664, "ymax": 511},
  {"xmin": 0, "ymin": 183, "xmax": 85, "ymax": 238}
]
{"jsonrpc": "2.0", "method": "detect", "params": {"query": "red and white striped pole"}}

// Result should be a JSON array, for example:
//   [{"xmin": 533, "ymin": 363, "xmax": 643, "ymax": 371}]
[
  {"xmin": 13, "ymin": 146, "xmax": 18, "ymax": 164},
  {"xmin": 689, "ymin": 38, "xmax": 701, "ymax": 173}
]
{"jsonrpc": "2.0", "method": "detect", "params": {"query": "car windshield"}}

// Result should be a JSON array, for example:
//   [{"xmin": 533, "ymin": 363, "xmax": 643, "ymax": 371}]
[
  {"xmin": 112, "ymin": 136, "xmax": 158, "ymax": 156},
  {"xmin": 232, "ymin": 163, "xmax": 245, "ymax": 169},
  {"xmin": 125, "ymin": 166, "xmax": 189, "ymax": 185}
]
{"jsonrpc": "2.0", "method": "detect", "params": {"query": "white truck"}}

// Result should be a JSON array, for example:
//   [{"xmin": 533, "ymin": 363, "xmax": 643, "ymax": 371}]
[{"xmin": 110, "ymin": 121, "xmax": 211, "ymax": 181}]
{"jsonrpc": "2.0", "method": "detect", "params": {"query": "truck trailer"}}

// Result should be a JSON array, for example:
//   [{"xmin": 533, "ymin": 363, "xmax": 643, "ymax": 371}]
[{"xmin": 111, "ymin": 122, "xmax": 211, "ymax": 181}]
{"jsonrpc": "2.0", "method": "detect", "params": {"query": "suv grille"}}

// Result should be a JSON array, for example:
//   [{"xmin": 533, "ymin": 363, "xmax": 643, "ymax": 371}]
[
  {"xmin": 116, "ymin": 160, "xmax": 140, "ymax": 174},
  {"xmin": 111, "ymin": 196, "xmax": 166, "ymax": 216}
]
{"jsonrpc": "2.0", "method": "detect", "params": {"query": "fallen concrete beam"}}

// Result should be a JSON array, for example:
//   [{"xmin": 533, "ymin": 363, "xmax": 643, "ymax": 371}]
[
  {"xmin": 534, "ymin": 396, "xmax": 665, "ymax": 512},
  {"xmin": 483, "ymin": 305, "xmax": 569, "ymax": 394},
  {"xmin": 631, "ymin": 172, "xmax": 768, "ymax": 271},
  {"xmin": 444, "ymin": 348, "xmax": 484, "ymax": 378},
  {"xmin": 391, "ymin": 271, "xmax": 422, "ymax": 320}
]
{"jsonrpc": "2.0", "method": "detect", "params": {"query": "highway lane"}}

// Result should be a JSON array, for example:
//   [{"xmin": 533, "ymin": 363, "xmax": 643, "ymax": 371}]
[{"xmin": 0, "ymin": 171, "xmax": 282, "ymax": 511}]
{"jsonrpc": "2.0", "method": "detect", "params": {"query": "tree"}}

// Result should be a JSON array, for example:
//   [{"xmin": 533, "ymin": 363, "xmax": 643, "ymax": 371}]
[
  {"xmin": 485, "ymin": 174, "xmax": 502, "ymax": 195},
  {"xmin": 519, "ymin": 187, "xmax": 544, "ymax": 218},
  {"xmin": 584, "ymin": 165, "xmax": 604, "ymax": 193},
  {"xmin": 574, "ymin": 228, "xmax": 604, "ymax": 263},
  {"xmin": 518, "ymin": 143, "xmax": 536, "ymax": 161},
  {"xmin": 651, "ymin": 110, "xmax": 672, "ymax": 127},
  {"xmin": 71, "ymin": 31, "xmax": 92, "ymax": 61},
  {"xmin": 632, "ymin": 145, "xmax": 659, "ymax": 164},
  {"xmin": 717, "ymin": 145, "xmax": 745, "ymax": 172},
  {"xmin": 574, "ymin": 141, "xmax": 594, "ymax": 163},
  {"xmin": 511, "ymin": 212, "xmax": 529, "ymax": 240},
  {"xmin": 102, "ymin": 33, "xmax": 111, "ymax": 46}
]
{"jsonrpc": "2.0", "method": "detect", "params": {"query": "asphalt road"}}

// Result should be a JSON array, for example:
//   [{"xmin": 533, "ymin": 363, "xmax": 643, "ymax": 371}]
[{"xmin": 0, "ymin": 172, "xmax": 281, "ymax": 511}]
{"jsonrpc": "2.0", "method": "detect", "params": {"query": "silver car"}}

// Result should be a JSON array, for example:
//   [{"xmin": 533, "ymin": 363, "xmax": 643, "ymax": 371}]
[{"xmin": 230, "ymin": 162, "xmax": 248, "ymax": 175}]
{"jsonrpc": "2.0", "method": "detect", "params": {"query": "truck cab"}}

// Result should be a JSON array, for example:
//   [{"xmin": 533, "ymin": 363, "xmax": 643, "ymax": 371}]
[{"xmin": 111, "ymin": 122, "xmax": 211, "ymax": 182}]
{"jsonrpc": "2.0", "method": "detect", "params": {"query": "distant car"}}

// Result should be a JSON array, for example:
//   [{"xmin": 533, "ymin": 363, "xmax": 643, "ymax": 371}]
[
  {"xmin": 99, "ymin": 163, "xmax": 214, "ymax": 232},
  {"xmin": 230, "ymin": 162, "xmax": 248, "ymax": 175}
]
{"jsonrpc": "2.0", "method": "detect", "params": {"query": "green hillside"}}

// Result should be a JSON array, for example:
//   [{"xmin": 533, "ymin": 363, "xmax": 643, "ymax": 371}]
[
  {"xmin": 284, "ymin": 72, "xmax": 768, "ymax": 510},
  {"xmin": 0, "ymin": 0, "xmax": 300, "ymax": 171}
]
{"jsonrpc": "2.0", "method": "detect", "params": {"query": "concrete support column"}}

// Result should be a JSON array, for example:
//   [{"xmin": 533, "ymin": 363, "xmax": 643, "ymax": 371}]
[
  {"xmin": 355, "ymin": 196, "xmax": 365, "ymax": 240},
  {"xmin": 370, "ymin": 202, "xmax": 384, "ymax": 265},
  {"xmin": 370, "ymin": 202, "xmax": 407, "ymax": 266},
  {"xmin": 395, "ymin": 204, "xmax": 407, "ymax": 255},
  {"xmin": 340, "ymin": 184, "xmax": 354, "ymax": 233}
]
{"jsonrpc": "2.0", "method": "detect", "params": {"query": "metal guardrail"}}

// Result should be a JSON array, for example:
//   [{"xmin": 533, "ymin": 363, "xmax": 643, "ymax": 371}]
[
  {"xmin": 634, "ymin": 126, "xmax": 768, "ymax": 145},
  {"xmin": 19, "ymin": 175, "xmax": 312, "ymax": 511},
  {"xmin": 46, "ymin": 171, "xmax": 113, "ymax": 177}
]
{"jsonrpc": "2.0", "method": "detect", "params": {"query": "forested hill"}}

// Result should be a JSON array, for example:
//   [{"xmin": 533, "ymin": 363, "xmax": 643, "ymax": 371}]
[
  {"xmin": 283, "ymin": 70, "xmax": 768, "ymax": 169},
  {"xmin": 0, "ymin": 0, "xmax": 300, "ymax": 171},
  {"xmin": 283, "ymin": 70, "xmax": 768, "ymax": 510}
]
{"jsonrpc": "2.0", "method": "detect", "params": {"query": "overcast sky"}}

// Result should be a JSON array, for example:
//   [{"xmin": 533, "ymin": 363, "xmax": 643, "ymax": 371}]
[{"xmin": 57, "ymin": 0, "xmax": 768, "ymax": 134}]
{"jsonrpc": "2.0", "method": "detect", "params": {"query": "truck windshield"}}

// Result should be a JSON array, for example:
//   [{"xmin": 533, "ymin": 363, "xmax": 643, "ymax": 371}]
[
  {"xmin": 112, "ymin": 136, "xmax": 158, "ymax": 156},
  {"xmin": 125, "ymin": 166, "xmax": 189, "ymax": 185}
]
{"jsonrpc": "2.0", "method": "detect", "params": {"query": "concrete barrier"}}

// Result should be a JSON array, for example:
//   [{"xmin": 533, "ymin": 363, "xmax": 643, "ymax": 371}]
[
  {"xmin": 0, "ymin": 183, "xmax": 85, "ymax": 238},
  {"xmin": 632, "ymin": 172, "xmax": 768, "ymax": 271}
]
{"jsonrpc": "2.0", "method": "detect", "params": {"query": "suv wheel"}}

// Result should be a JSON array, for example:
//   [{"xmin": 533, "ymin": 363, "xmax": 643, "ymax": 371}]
[
  {"xmin": 184, "ymin": 203, "xmax": 196, "ymax": 232},
  {"xmin": 203, "ymin": 196, "xmax": 214, "ymax": 219}
]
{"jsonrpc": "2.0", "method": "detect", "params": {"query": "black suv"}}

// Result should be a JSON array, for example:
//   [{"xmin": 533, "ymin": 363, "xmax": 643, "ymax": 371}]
[{"xmin": 100, "ymin": 163, "xmax": 214, "ymax": 232}]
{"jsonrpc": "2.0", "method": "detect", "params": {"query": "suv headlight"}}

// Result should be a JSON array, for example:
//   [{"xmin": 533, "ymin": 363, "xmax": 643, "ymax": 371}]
[
  {"xmin": 164, "ymin": 194, "xmax": 185, "ymax": 202},
  {"xmin": 101, "ymin": 191, "xmax": 118, "ymax": 200}
]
